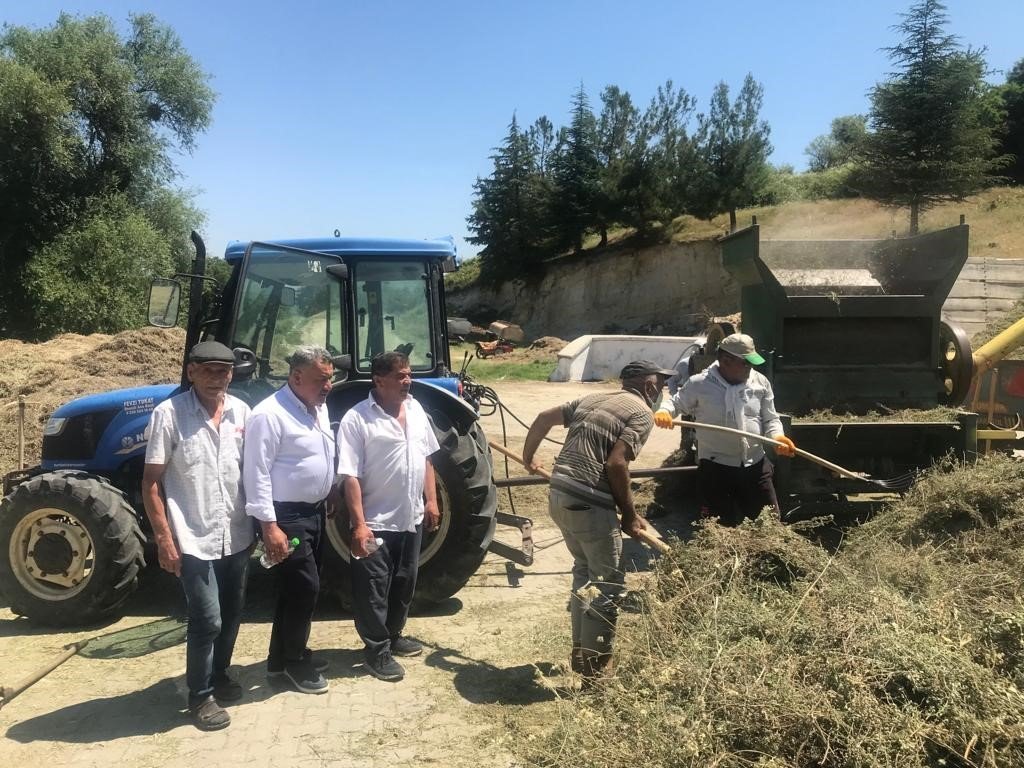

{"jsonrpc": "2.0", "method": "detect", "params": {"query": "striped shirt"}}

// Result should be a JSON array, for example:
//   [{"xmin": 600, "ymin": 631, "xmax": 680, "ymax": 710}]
[{"xmin": 551, "ymin": 389, "xmax": 653, "ymax": 506}]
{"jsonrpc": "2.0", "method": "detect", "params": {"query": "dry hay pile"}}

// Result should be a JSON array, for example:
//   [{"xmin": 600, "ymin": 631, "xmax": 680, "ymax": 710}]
[
  {"xmin": 972, "ymin": 299, "xmax": 1024, "ymax": 350},
  {"xmin": 0, "ymin": 327, "xmax": 186, "ymax": 476},
  {"xmin": 520, "ymin": 455, "xmax": 1024, "ymax": 767}
]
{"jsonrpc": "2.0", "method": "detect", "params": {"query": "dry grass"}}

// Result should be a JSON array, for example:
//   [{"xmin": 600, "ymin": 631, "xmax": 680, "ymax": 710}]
[
  {"xmin": 515, "ymin": 454, "xmax": 1024, "ymax": 767},
  {"xmin": 0, "ymin": 326, "xmax": 186, "ymax": 476},
  {"xmin": 661, "ymin": 187, "xmax": 1024, "ymax": 257}
]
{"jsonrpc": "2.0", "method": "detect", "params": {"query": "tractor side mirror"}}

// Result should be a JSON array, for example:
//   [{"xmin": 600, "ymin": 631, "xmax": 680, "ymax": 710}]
[
  {"xmin": 232, "ymin": 347, "xmax": 257, "ymax": 381},
  {"xmin": 147, "ymin": 278, "xmax": 181, "ymax": 328},
  {"xmin": 332, "ymin": 353, "xmax": 352, "ymax": 383}
]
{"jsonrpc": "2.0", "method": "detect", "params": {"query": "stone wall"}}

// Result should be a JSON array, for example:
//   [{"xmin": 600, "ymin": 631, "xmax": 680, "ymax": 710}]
[{"xmin": 448, "ymin": 239, "xmax": 737, "ymax": 340}]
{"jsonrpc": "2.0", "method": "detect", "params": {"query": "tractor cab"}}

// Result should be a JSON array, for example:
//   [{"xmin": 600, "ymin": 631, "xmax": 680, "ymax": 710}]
[{"xmin": 150, "ymin": 235, "xmax": 460, "ymax": 405}]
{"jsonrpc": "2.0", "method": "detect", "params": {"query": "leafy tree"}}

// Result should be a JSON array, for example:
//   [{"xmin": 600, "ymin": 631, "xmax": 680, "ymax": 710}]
[
  {"xmin": 997, "ymin": 58, "xmax": 1024, "ymax": 184},
  {"xmin": 856, "ymin": 0, "xmax": 1007, "ymax": 233},
  {"xmin": 27, "ymin": 195, "xmax": 173, "ymax": 336},
  {"xmin": 549, "ymin": 84, "xmax": 601, "ymax": 253},
  {"xmin": 690, "ymin": 74, "xmax": 773, "ymax": 231},
  {"xmin": 466, "ymin": 115, "xmax": 548, "ymax": 284},
  {"xmin": 805, "ymin": 115, "xmax": 868, "ymax": 171},
  {"xmin": 0, "ymin": 13, "xmax": 213, "ymax": 338}
]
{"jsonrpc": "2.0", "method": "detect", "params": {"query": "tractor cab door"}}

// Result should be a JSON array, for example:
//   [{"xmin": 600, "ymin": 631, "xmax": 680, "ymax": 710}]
[
  {"xmin": 226, "ymin": 242, "xmax": 349, "ymax": 403},
  {"xmin": 352, "ymin": 259, "xmax": 439, "ymax": 375}
]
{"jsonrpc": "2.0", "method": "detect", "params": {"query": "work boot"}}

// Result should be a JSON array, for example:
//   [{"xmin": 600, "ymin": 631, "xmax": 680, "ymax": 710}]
[
  {"xmin": 579, "ymin": 650, "xmax": 616, "ymax": 691},
  {"xmin": 569, "ymin": 645, "xmax": 585, "ymax": 675}
]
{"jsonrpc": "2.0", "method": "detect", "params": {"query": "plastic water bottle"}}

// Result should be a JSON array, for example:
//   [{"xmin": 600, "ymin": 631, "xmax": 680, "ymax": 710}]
[
  {"xmin": 258, "ymin": 536, "xmax": 300, "ymax": 568},
  {"xmin": 353, "ymin": 536, "xmax": 384, "ymax": 560}
]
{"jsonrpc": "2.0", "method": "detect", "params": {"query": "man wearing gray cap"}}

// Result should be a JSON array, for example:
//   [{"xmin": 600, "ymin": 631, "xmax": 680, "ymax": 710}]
[
  {"xmin": 654, "ymin": 333, "xmax": 796, "ymax": 525},
  {"xmin": 522, "ymin": 359, "xmax": 672, "ymax": 685},
  {"xmin": 142, "ymin": 341, "xmax": 252, "ymax": 731}
]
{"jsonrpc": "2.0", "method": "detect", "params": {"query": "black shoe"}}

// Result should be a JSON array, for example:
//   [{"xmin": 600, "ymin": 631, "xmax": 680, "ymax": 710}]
[
  {"xmin": 283, "ymin": 661, "xmax": 329, "ymax": 694},
  {"xmin": 365, "ymin": 652, "xmax": 404, "ymax": 682},
  {"xmin": 189, "ymin": 694, "xmax": 230, "ymax": 731},
  {"xmin": 390, "ymin": 636, "xmax": 423, "ymax": 657},
  {"xmin": 212, "ymin": 673, "xmax": 243, "ymax": 702},
  {"xmin": 268, "ymin": 649, "xmax": 328, "ymax": 678}
]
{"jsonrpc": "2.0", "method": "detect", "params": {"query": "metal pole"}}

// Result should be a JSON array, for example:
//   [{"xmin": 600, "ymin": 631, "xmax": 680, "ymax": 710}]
[{"xmin": 17, "ymin": 395, "xmax": 25, "ymax": 470}]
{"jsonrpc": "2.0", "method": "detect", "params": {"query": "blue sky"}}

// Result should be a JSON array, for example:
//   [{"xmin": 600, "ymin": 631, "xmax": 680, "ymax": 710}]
[{"xmin": 5, "ymin": 1, "xmax": 1021, "ymax": 259}]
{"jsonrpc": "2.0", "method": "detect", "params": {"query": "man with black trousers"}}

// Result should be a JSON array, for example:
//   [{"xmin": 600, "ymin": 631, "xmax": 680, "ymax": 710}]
[
  {"xmin": 654, "ymin": 333, "xmax": 796, "ymax": 524},
  {"xmin": 336, "ymin": 351, "xmax": 440, "ymax": 682},
  {"xmin": 244, "ymin": 345, "xmax": 336, "ymax": 694}
]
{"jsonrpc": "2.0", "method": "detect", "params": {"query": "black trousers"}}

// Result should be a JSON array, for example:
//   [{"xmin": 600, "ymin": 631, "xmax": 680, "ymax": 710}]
[
  {"xmin": 697, "ymin": 458, "xmax": 780, "ymax": 526},
  {"xmin": 267, "ymin": 503, "xmax": 325, "ymax": 669},
  {"xmin": 350, "ymin": 526, "xmax": 422, "ymax": 661}
]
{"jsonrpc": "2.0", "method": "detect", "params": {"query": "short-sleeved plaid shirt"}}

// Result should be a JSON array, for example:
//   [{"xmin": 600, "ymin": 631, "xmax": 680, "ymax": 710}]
[{"xmin": 550, "ymin": 389, "xmax": 653, "ymax": 506}]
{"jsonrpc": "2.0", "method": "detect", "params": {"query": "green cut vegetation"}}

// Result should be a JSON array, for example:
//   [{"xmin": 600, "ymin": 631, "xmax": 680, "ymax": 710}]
[{"xmin": 515, "ymin": 454, "xmax": 1024, "ymax": 767}]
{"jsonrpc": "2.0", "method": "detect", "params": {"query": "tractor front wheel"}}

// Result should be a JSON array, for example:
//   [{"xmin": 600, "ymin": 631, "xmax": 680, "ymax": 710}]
[{"xmin": 0, "ymin": 472, "xmax": 145, "ymax": 625}]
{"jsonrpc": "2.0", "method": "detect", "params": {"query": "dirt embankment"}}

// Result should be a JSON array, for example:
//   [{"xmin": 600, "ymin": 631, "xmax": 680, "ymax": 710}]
[{"xmin": 0, "ymin": 326, "xmax": 186, "ymax": 477}]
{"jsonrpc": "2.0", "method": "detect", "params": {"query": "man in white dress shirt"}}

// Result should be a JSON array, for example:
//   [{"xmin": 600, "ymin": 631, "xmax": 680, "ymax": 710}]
[
  {"xmin": 336, "ymin": 351, "xmax": 440, "ymax": 682},
  {"xmin": 143, "ymin": 341, "xmax": 252, "ymax": 731},
  {"xmin": 243, "ymin": 345, "xmax": 336, "ymax": 694}
]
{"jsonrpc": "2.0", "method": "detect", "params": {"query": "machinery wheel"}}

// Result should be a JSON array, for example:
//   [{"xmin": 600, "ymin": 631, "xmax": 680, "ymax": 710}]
[
  {"xmin": 704, "ymin": 321, "xmax": 738, "ymax": 355},
  {"xmin": 938, "ymin": 321, "xmax": 974, "ymax": 406},
  {"xmin": 0, "ymin": 472, "xmax": 145, "ymax": 626},
  {"xmin": 324, "ymin": 411, "xmax": 497, "ymax": 611},
  {"xmin": 474, "ymin": 348, "xmax": 487, "ymax": 360}
]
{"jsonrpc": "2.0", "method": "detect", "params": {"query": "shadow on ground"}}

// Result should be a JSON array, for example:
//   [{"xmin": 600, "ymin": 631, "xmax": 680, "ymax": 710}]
[
  {"xmin": 3, "ymin": 648, "xmax": 369, "ymax": 744},
  {"xmin": 424, "ymin": 645, "xmax": 558, "ymax": 705}
]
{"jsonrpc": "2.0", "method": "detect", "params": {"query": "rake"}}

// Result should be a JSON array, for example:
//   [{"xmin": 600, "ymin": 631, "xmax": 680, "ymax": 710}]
[
  {"xmin": 487, "ymin": 440, "xmax": 672, "ymax": 554},
  {"xmin": 673, "ymin": 420, "xmax": 917, "ymax": 492}
]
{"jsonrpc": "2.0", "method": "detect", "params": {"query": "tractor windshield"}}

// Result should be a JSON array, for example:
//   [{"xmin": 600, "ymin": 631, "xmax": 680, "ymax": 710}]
[
  {"xmin": 232, "ymin": 246, "xmax": 346, "ymax": 385},
  {"xmin": 353, "ymin": 260, "xmax": 435, "ymax": 372}
]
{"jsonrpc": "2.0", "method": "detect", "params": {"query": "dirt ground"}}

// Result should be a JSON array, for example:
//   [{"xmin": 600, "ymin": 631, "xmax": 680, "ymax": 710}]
[{"xmin": 0, "ymin": 378, "xmax": 688, "ymax": 768}]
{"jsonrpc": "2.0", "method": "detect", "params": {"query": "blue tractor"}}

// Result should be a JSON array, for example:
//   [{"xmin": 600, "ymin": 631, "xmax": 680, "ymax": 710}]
[{"xmin": 0, "ymin": 233, "xmax": 507, "ymax": 625}]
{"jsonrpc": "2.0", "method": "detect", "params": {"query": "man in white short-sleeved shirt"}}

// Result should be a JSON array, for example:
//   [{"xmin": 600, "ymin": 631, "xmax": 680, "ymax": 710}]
[
  {"xmin": 336, "ymin": 351, "xmax": 440, "ymax": 682},
  {"xmin": 142, "ymin": 341, "xmax": 252, "ymax": 731}
]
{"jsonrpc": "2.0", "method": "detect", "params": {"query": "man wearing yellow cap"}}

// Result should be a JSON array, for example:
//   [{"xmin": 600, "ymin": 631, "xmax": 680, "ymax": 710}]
[{"xmin": 655, "ymin": 333, "xmax": 795, "ymax": 524}]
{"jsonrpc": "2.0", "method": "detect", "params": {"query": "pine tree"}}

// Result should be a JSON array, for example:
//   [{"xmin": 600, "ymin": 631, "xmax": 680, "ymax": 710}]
[
  {"xmin": 466, "ymin": 115, "xmax": 547, "ymax": 284},
  {"xmin": 997, "ymin": 59, "xmax": 1024, "ymax": 184},
  {"xmin": 690, "ymin": 75, "xmax": 773, "ymax": 231},
  {"xmin": 549, "ymin": 84, "xmax": 600, "ymax": 254},
  {"xmin": 857, "ymin": 0, "xmax": 1007, "ymax": 233}
]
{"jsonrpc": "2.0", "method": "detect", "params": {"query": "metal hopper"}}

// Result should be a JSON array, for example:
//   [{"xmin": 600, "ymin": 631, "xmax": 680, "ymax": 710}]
[{"xmin": 721, "ymin": 223, "xmax": 970, "ymax": 414}]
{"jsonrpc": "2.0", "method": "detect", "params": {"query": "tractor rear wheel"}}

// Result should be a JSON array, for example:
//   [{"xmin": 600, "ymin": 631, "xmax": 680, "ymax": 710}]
[
  {"xmin": 0, "ymin": 472, "xmax": 145, "ymax": 625},
  {"xmin": 324, "ymin": 411, "xmax": 497, "ymax": 611}
]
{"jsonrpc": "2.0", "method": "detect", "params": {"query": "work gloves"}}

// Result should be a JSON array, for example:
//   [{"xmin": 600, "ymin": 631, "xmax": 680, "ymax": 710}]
[
  {"xmin": 774, "ymin": 435, "xmax": 796, "ymax": 457},
  {"xmin": 653, "ymin": 411, "xmax": 673, "ymax": 429}
]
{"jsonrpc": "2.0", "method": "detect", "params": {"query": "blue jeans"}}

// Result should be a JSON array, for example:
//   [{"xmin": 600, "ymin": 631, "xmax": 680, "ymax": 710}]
[{"xmin": 179, "ymin": 547, "xmax": 251, "ymax": 700}]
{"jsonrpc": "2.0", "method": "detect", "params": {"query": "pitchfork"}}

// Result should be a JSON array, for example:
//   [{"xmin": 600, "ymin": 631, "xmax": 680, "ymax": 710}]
[{"xmin": 673, "ymin": 420, "xmax": 917, "ymax": 492}]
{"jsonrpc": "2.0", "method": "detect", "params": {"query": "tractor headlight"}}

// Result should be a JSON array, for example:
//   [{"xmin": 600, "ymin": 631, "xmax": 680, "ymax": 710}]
[{"xmin": 43, "ymin": 417, "xmax": 67, "ymax": 436}]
